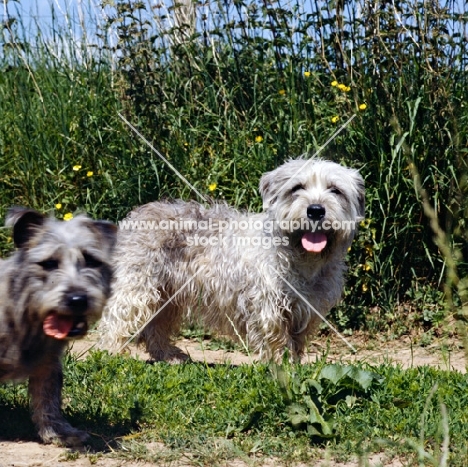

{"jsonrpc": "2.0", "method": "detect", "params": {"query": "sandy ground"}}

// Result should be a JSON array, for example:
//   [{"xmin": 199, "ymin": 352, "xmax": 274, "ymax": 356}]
[
  {"xmin": 68, "ymin": 330, "xmax": 467, "ymax": 371},
  {"xmin": 0, "ymin": 332, "xmax": 464, "ymax": 466}
]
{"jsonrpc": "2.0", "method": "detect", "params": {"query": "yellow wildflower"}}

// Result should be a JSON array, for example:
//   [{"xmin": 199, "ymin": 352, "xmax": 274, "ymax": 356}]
[
  {"xmin": 55, "ymin": 203, "xmax": 62, "ymax": 210},
  {"xmin": 304, "ymin": 71, "xmax": 311, "ymax": 77},
  {"xmin": 362, "ymin": 283, "xmax": 368, "ymax": 292},
  {"xmin": 331, "ymin": 116, "xmax": 339, "ymax": 123},
  {"xmin": 331, "ymin": 80, "xmax": 338, "ymax": 87},
  {"xmin": 278, "ymin": 89, "xmax": 286, "ymax": 95},
  {"xmin": 72, "ymin": 165, "xmax": 82, "ymax": 171},
  {"xmin": 364, "ymin": 263, "xmax": 372, "ymax": 271},
  {"xmin": 337, "ymin": 83, "xmax": 347, "ymax": 91},
  {"xmin": 360, "ymin": 218, "xmax": 371, "ymax": 228},
  {"xmin": 344, "ymin": 86, "xmax": 351, "ymax": 92},
  {"xmin": 255, "ymin": 135, "xmax": 264, "ymax": 143},
  {"xmin": 208, "ymin": 183, "xmax": 217, "ymax": 192},
  {"xmin": 87, "ymin": 171, "xmax": 94, "ymax": 177},
  {"xmin": 63, "ymin": 213, "xmax": 73, "ymax": 221},
  {"xmin": 359, "ymin": 103, "xmax": 367, "ymax": 111}
]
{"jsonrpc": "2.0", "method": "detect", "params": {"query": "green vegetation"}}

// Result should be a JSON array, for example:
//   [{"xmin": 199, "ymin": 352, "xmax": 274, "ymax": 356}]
[
  {"xmin": 1, "ymin": 352, "xmax": 468, "ymax": 465},
  {"xmin": 0, "ymin": 1, "xmax": 468, "ymax": 464},
  {"xmin": 1, "ymin": 0, "xmax": 467, "ymax": 332}
]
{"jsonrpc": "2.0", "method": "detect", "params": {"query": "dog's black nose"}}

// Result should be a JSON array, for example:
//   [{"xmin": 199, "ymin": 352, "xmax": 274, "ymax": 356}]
[
  {"xmin": 66, "ymin": 294, "xmax": 88, "ymax": 313},
  {"xmin": 307, "ymin": 204, "xmax": 326, "ymax": 221}
]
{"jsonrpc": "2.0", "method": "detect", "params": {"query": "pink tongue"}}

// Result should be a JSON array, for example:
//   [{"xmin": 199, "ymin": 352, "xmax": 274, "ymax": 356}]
[
  {"xmin": 43, "ymin": 313, "xmax": 74, "ymax": 339},
  {"xmin": 301, "ymin": 232, "xmax": 328, "ymax": 253}
]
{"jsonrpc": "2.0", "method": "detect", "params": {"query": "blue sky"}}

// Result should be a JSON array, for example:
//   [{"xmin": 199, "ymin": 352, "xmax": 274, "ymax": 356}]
[
  {"xmin": 6, "ymin": 0, "xmax": 95, "ymax": 20},
  {"xmin": 4, "ymin": 0, "xmax": 467, "ymax": 45},
  {"xmin": 2, "ymin": 0, "xmax": 105, "ymax": 37}
]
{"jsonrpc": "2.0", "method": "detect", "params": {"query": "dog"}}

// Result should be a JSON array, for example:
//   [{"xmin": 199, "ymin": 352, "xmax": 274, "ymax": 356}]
[
  {"xmin": 98, "ymin": 157, "xmax": 365, "ymax": 362},
  {"xmin": 0, "ymin": 207, "xmax": 116, "ymax": 446}
]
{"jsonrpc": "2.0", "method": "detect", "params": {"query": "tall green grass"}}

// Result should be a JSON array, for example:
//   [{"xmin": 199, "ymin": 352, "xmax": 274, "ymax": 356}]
[{"xmin": 0, "ymin": 0, "xmax": 467, "ymax": 332}]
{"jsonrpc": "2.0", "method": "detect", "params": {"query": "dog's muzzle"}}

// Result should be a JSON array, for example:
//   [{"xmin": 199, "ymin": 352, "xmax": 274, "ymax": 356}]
[
  {"xmin": 43, "ymin": 293, "xmax": 90, "ymax": 340},
  {"xmin": 302, "ymin": 204, "xmax": 328, "ymax": 253}
]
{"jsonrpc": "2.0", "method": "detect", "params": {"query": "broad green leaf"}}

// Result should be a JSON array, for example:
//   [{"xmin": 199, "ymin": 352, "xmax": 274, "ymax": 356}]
[
  {"xmin": 319, "ymin": 364, "xmax": 383, "ymax": 391},
  {"xmin": 300, "ymin": 378, "xmax": 323, "ymax": 395},
  {"xmin": 286, "ymin": 403, "xmax": 309, "ymax": 427},
  {"xmin": 318, "ymin": 364, "xmax": 350, "ymax": 384}
]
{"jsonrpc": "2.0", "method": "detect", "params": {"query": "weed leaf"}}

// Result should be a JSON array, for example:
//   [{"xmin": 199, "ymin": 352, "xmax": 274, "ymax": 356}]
[{"xmin": 319, "ymin": 364, "xmax": 383, "ymax": 391}]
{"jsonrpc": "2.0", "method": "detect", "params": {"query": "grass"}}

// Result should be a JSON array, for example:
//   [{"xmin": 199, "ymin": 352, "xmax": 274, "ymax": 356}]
[
  {"xmin": 180, "ymin": 323, "xmax": 248, "ymax": 354},
  {"xmin": 1, "ymin": 1, "xmax": 468, "ymax": 465},
  {"xmin": 2, "ymin": 0, "xmax": 467, "ymax": 334},
  {"xmin": 1, "ymin": 349, "xmax": 467, "ymax": 465}
]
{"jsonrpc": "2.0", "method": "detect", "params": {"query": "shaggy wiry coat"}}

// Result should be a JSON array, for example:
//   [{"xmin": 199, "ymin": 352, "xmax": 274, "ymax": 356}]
[
  {"xmin": 0, "ymin": 208, "xmax": 116, "ymax": 446},
  {"xmin": 99, "ymin": 158, "xmax": 365, "ymax": 362}
]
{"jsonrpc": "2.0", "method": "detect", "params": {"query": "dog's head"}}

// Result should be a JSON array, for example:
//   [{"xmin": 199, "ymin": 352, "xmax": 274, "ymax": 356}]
[
  {"xmin": 259, "ymin": 158, "xmax": 365, "ymax": 254},
  {"xmin": 7, "ymin": 207, "xmax": 117, "ymax": 340}
]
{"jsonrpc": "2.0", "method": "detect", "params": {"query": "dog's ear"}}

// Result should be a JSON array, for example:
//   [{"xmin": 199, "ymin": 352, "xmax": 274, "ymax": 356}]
[
  {"xmin": 6, "ymin": 207, "xmax": 46, "ymax": 248},
  {"xmin": 88, "ymin": 220, "xmax": 118, "ymax": 252},
  {"xmin": 259, "ymin": 170, "xmax": 278, "ymax": 210}
]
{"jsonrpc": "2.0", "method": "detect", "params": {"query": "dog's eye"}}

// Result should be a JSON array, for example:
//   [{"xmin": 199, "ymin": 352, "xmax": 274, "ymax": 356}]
[
  {"xmin": 291, "ymin": 184, "xmax": 304, "ymax": 194},
  {"xmin": 330, "ymin": 187, "xmax": 342, "ymax": 195},
  {"xmin": 38, "ymin": 259, "xmax": 59, "ymax": 271},
  {"xmin": 83, "ymin": 253, "xmax": 102, "ymax": 268}
]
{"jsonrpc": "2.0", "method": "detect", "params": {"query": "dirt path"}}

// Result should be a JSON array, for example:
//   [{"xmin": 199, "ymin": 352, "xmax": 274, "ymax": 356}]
[
  {"xmin": 68, "ymin": 336, "xmax": 466, "ymax": 373},
  {"xmin": 0, "ymin": 333, "xmax": 464, "ymax": 466},
  {"xmin": 69, "ymin": 331, "xmax": 466, "ymax": 372},
  {"xmin": 0, "ymin": 440, "xmax": 406, "ymax": 467}
]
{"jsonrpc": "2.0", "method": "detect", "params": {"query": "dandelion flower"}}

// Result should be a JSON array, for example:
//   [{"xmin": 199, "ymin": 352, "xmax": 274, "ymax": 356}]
[
  {"xmin": 365, "ymin": 245, "xmax": 373, "ymax": 255},
  {"xmin": 63, "ymin": 213, "xmax": 73, "ymax": 221},
  {"xmin": 331, "ymin": 116, "xmax": 339, "ymax": 123},
  {"xmin": 72, "ymin": 165, "xmax": 82, "ymax": 171},
  {"xmin": 255, "ymin": 135, "xmax": 264, "ymax": 143},
  {"xmin": 337, "ymin": 83, "xmax": 347, "ymax": 91},
  {"xmin": 304, "ymin": 71, "xmax": 311, "ymax": 77},
  {"xmin": 278, "ymin": 89, "xmax": 286, "ymax": 95},
  {"xmin": 331, "ymin": 80, "xmax": 338, "ymax": 87},
  {"xmin": 360, "ymin": 218, "xmax": 371, "ymax": 228},
  {"xmin": 87, "ymin": 171, "xmax": 94, "ymax": 177},
  {"xmin": 359, "ymin": 103, "xmax": 367, "ymax": 111},
  {"xmin": 344, "ymin": 86, "xmax": 351, "ymax": 92},
  {"xmin": 55, "ymin": 203, "xmax": 62, "ymax": 210},
  {"xmin": 208, "ymin": 183, "xmax": 217, "ymax": 192}
]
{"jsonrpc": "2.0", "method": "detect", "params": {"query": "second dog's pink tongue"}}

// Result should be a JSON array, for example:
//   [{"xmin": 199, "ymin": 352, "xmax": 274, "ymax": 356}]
[
  {"xmin": 302, "ymin": 232, "xmax": 327, "ymax": 253},
  {"xmin": 43, "ymin": 313, "xmax": 74, "ymax": 339}
]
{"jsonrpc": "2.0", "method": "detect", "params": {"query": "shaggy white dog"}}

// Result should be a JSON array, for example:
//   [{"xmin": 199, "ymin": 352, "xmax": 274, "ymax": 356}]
[{"xmin": 98, "ymin": 158, "xmax": 365, "ymax": 361}]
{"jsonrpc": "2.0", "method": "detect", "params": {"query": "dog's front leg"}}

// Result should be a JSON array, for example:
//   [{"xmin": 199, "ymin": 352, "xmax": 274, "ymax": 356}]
[{"xmin": 29, "ymin": 357, "xmax": 88, "ymax": 446}]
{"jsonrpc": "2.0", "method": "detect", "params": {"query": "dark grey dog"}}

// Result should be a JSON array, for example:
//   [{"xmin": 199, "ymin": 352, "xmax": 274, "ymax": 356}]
[{"xmin": 0, "ymin": 207, "xmax": 116, "ymax": 446}]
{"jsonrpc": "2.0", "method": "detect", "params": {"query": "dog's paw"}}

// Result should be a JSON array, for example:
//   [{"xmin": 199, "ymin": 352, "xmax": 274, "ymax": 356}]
[
  {"xmin": 146, "ymin": 346, "xmax": 190, "ymax": 364},
  {"xmin": 38, "ymin": 423, "xmax": 89, "ymax": 447}
]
